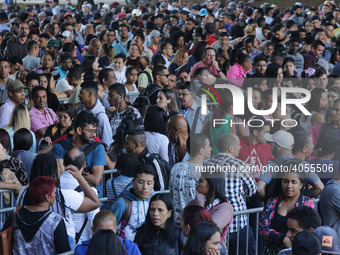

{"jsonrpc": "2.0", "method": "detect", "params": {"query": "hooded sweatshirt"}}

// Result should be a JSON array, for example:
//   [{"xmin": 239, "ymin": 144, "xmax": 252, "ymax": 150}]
[{"xmin": 110, "ymin": 188, "xmax": 150, "ymax": 241}]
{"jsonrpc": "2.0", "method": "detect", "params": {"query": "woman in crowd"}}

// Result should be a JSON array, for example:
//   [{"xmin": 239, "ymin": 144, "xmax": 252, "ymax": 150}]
[
  {"xmin": 126, "ymin": 44, "xmax": 147, "ymax": 71},
  {"xmin": 40, "ymin": 103, "xmax": 75, "ymax": 150},
  {"xmin": 144, "ymin": 105, "xmax": 169, "ymax": 162},
  {"xmin": 124, "ymin": 66, "xmax": 139, "ymax": 103},
  {"xmin": 4, "ymin": 104, "xmax": 36, "ymax": 153},
  {"xmin": 11, "ymin": 128, "xmax": 35, "ymax": 179},
  {"xmin": 83, "ymin": 56, "xmax": 100, "ymax": 81},
  {"xmin": 328, "ymin": 47, "xmax": 340, "ymax": 72},
  {"xmin": 298, "ymin": 88, "xmax": 328, "ymax": 132},
  {"xmin": 188, "ymin": 40, "xmax": 209, "ymax": 69},
  {"xmin": 265, "ymin": 63, "xmax": 283, "ymax": 88},
  {"xmin": 39, "ymin": 73, "xmax": 59, "ymax": 112},
  {"xmin": 172, "ymin": 31, "xmax": 185, "ymax": 53},
  {"xmin": 156, "ymin": 88, "xmax": 181, "ymax": 121},
  {"xmin": 186, "ymin": 177, "xmax": 233, "ymax": 246},
  {"xmin": 12, "ymin": 176, "xmax": 71, "ymax": 254},
  {"xmin": 17, "ymin": 153, "xmax": 101, "ymax": 250},
  {"xmin": 0, "ymin": 129, "xmax": 28, "ymax": 186},
  {"xmin": 169, "ymin": 48, "xmax": 189, "ymax": 74},
  {"xmin": 184, "ymin": 221, "xmax": 222, "ymax": 255},
  {"xmin": 134, "ymin": 193, "xmax": 177, "ymax": 255},
  {"xmin": 98, "ymin": 42, "xmax": 115, "ymax": 68},
  {"xmin": 259, "ymin": 167, "xmax": 314, "ymax": 254}
]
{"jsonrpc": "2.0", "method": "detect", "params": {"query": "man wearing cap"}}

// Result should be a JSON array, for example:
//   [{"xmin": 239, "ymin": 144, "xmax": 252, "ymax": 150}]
[
  {"xmin": 311, "ymin": 15, "xmax": 322, "ymax": 29},
  {"xmin": 319, "ymin": 173, "xmax": 340, "ymax": 249},
  {"xmin": 257, "ymin": 130, "xmax": 324, "ymax": 201},
  {"xmin": 82, "ymin": 38, "xmax": 101, "ymax": 58},
  {"xmin": 46, "ymin": 39, "xmax": 60, "ymax": 60},
  {"xmin": 0, "ymin": 80, "xmax": 26, "ymax": 127},
  {"xmin": 154, "ymin": 14, "xmax": 164, "ymax": 30},
  {"xmin": 5, "ymin": 22, "xmax": 29, "ymax": 59},
  {"xmin": 315, "ymin": 226, "xmax": 340, "ymax": 255},
  {"xmin": 63, "ymin": 13, "xmax": 73, "ymax": 24},
  {"xmin": 82, "ymin": 4, "xmax": 93, "ymax": 24},
  {"xmin": 61, "ymin": 30, "xmax": 74, "ymax": 45},
  {"xmin": 147, "ymin": 30, "xmax": 160, "ymax": 54},
  {"xmin": 291, "ymin": 231, "xmax": 321, "ymax": 255}
]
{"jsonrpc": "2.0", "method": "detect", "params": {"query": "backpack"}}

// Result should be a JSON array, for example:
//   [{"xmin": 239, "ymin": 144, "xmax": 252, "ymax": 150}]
[
  {"xmin": 136, "ymin": 70, "xmax": 152, "ymax": 89},
  {"xmin": 101, "ymin": 196, "xmax": 132, "ymax": 239},
  {"xmin": 145, "ymin": 153, "xmax": 171, "ymax": 191},
  {"xmin": 133, "ymin": 85, "xmax": 161, "ymax": 116},
  {"xmin": 101, "ymin": 180, "xmax": 131, "ymax": 210},
  {"xmin": 57, "ymin": 140, "xmax": 103, "ymax": 173}
]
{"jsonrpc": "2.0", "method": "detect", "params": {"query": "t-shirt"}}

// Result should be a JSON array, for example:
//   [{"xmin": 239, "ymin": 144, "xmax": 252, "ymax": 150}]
[{"xmin": 56, "ymin": 78, "xmax": 73, "ymax": 93}]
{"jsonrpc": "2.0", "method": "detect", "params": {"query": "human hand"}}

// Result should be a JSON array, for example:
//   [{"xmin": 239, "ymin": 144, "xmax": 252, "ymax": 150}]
[
  {"xmin": 283, "ymin": 236, "xmax": 292, "ymax": 248},
  {"xmin": 65, "ymin": 164, "xmax": 82, "ymax": 180},
  {"xmin": 43, "ymin": 137, "xmax": 52, "ymax": 145},
  {"xmin": 206, "ymin": 248, "xmax": 220, "ymax": 255}
]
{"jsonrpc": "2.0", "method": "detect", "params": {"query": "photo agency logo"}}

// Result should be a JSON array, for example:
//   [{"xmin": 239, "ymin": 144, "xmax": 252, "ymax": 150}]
[{"xmin": 196, "ymin": 80, "xmax": 312, "ymax": 128}]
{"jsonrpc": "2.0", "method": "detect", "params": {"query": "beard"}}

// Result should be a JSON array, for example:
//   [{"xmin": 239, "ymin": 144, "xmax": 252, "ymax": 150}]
[{"xmin": 80, "ymin": 132, "xmax": 92, "ymax": 144}]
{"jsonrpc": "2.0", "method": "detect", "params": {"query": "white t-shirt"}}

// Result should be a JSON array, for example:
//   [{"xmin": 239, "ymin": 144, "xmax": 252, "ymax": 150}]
[
  {"xmin": 56, "ymin": 78, "xmax": 72, "ymax": 94},
  {"xmin": 145, "ymin": 131, "xmax": 169, "ymax": 162},
  {"xmin": 125, "ymin": 84, "xmax": 139, "ymax": 103},
  {"xmin": 108, "ymin": 64, "xmax": 127, "ymax": 84}
]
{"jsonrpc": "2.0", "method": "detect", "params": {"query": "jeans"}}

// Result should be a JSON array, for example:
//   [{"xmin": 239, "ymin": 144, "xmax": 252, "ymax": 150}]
[{"xmin": 229, "ymin": 226, "xmax": 256, "ymax": 255}]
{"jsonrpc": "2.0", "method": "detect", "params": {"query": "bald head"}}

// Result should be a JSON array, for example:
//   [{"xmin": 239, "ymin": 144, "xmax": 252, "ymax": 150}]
[
  {"xmin": 168, "ymin": 115, "xmax": 188, "ymax": 133},
  {"xmin": 63, "ymin": 147, "xmax": 86, "ymax": 170},
  {"xmin": 89, "ymin": 38, "xmax": 101, "ymax": 56},
  {"xmin": 217, "ymin": 133, "xmax": 240, "ymax": 156}
]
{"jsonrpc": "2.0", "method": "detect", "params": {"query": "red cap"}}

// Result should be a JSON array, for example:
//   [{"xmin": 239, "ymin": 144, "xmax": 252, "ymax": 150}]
[
  {"xmin": 63, "ymin": 13, "xmax": 72, "ymax": 19},
  {"xmin": 117, "ymin": 13, "xmax": 125, "ymax": 19}
]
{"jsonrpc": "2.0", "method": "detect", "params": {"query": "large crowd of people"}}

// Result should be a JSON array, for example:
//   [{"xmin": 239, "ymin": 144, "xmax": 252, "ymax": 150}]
[{"xmin": 0, "ymin": 0, "xmax": 340, "ymax": 254}]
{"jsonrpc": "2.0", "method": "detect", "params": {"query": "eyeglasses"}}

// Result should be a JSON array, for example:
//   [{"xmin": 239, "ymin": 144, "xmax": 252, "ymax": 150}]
[
  {"xmin": 83, "ymin": 128, "xmax": 97, "ymax": 134},
  {"xmin": 179, "ymin": 93, "xmax": 191, "ymax": 97}
]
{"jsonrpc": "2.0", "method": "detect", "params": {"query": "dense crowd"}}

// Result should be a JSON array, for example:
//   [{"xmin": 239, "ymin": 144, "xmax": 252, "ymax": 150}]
[{"xmin": 0, "ymin": 0, "xmax": 340, "ymax": 254}]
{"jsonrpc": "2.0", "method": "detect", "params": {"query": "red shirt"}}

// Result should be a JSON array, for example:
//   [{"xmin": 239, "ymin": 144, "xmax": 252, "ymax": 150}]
[
  {"xmin": 237, "ymin": 137, "xmax": 274, "ymax": 180},
  {"xmin": 206, "ymin": 34, "xmax": 217, "ymax": 46},
  {"xmin": 147, "ymin": 45, "xmax": 159, "ymax": 54}
]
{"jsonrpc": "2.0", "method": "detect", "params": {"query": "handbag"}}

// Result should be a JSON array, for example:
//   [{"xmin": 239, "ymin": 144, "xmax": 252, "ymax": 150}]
[
  {"xmin": 0, "ymin": 168, "xmax": 21, "ymax": 205},
  {"xmin": 0, "ymin": 205, "xmax": 22, "ymax": 255}
]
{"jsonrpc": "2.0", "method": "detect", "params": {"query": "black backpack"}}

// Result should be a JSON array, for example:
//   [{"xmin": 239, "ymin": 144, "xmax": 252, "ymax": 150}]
[
  {"xmin": 57, "ymin": 140, "xmax": 104, "ymax": 173},
  {"xmin": 133, "ymin": 85, "xmax": 161, "ymax": 116},
  {"xmin": 145, "ymin": 153, "xmax": 171, "ymax": 191}
]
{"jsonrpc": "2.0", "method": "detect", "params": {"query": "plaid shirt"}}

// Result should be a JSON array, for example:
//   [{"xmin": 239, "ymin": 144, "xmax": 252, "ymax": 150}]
[{"xmin": 204, "ymin": 153, "xmax": 257, "ymax": 233}]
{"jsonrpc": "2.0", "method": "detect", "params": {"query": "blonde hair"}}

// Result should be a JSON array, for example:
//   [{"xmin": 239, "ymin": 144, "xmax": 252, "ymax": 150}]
[
  {"xmin": 92, "ymin": 210, "xmax": 117, "ymax": 230},
  {"xmin": 5, "ymin": 104, "xmax": 31, "ymax": 132},
  {"xmin": 244, "ymin": 24, "xmax": 255, "ymax": 35},
  {"xmin": 172, "ymin": 48, "xmax": 188, "ymax": 66}
]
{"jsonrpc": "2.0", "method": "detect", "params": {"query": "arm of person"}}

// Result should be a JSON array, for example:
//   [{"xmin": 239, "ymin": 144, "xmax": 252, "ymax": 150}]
[
  {"xmin": 0, "ymin": 182, "xmax": 22, "ymax": 194},
  {"xmin": 106, "ymin": 154, "xmax": 116, "ymax": 170},
  {"xmin": 66, "ymin": 164, "xmax": 101, "ymax": 212},
  {"xmin": 309, "ymin": 180, "xmax": 324, "ymax": 198},
  {"xmin": 259, "ymin": 198, "xmax": 286, "ymax": 245},
  {"xmin": 37, "ymin": 144, "xmax": 54, "ymax": 154},
  {"xmin": 110, "ymin": 197, "xmax": 126, "ymax": 225},
  {"xmin": 257, "ymin": 180, "xmax": 267, "ymax": 201},
  {"xmin": 35, "ymin": 127, "xmax": 48, "ymax": 138},
  {"xmin": 83, "ymin": 165, "xmax": 104, "ymax": 186},
  {"xmin": 242, "ymin": 172, "xmax": 257, "ymax": 197},
  {"xmin": 54, "ymin": 219, "xmax": 71, "ymax": 254}
]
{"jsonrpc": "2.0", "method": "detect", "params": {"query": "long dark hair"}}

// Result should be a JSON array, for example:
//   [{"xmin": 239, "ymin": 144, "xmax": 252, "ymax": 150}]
[
  {"xmin": 87, "ymin": 230, "xmax": 127, "ymax": 255},
  {"xmin": 136, "ymin": 193, "xmax": 177, "ymax": 246},
  {"xmin": 83, "ymin": 56, "xmax": 97, "ymax": 81},
  {"xmin": 184, "ymin": 221, "xmax": 220, "ymax": 255},
  {"xmin": 204, "ymin": 177, "xmax": 227, "ymax": 207},
  {"xmin": 144, "ymin": 106, "xmax": 167, "ymax": 135}
]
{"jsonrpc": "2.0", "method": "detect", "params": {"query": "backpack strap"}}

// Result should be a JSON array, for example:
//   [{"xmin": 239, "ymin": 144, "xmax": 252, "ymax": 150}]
[
  {"xmin": 83, "ymin": 142, "xmax": 102, "ymax": 156},
  {"xmin": 122, "ymin": 197, "xmax": 132, "ymax": 225},
  {"xmin": 75, "ymin": 217, "xmax": 88, "ymax": 244},
  {"xmin": 210, "ymin": 202, "xmax": 234, "ymax": 242},
  {"xmin": 191, "ymin": 106, "xmax": 201, "ymax": 134},
  {"xmin": 57, "ymin": 140, "xmax": 73, "ymax": 152},
  {"xmin": 51, "ymin": 125, "xmax": 59, "ymax": 137}
]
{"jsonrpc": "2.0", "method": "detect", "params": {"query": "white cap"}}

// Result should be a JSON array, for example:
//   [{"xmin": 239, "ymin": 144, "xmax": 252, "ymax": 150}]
[
  {"xmin": 264, "ymin": 130, "xmax": 294, "ymax": 149},
  {"xmin": 132, "ymin": 9, "xmax": 142, "ymax": 17}
]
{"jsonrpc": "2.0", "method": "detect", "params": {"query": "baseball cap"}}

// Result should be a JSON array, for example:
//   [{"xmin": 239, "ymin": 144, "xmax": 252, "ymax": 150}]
[
  {"xmin": 311, "ymin": 15, "xmax": 321, "ymax": 22},
  {"xmin": 63, "ymin": 13, "xmax": 72, "ymax": 19},
  {"xmin": 102, "ymin": 4, "xmax": 110, "ymax": 11},
  {"xmin": 61, "ymin": 30, "xmax": 73, "ymax": 39},
  {"xmin": 292, "ymin": 231, "xmax": 321, "ymax": 255},
  {"xmin": 315, "ymin": 226, "xmax": 340, "ymax": 255},
  {"xmin": 132, "ymin": 9, "xmax": 142, "ymax": 17},
  {"xmin": 160, "ymin": 2, "xmax": 167, "ymax": 8},
  {"xmin": 117, "ymin": 12, "xmax": 125, "ymax": 19},
  {"xmin": 264, "ymin": 130, "xmax": 294, "ymax": 149},
  {"xmin": 95, "ymin": 25, "xmax": 107, "ymax": 36},
  {"xmin": 199, "ymin": 8, "xmax": 208, "ymax": 16},
  {"xmin": 149, "ymin": 30, "xmax": 160, "ymax": 39},
  {"xmin": 47, "ymin": 39, "xmax": 60, "ymax": 48},
  {"xmin": 8, "ymin": 80, "xmax": 26, "ymax": 92}
]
